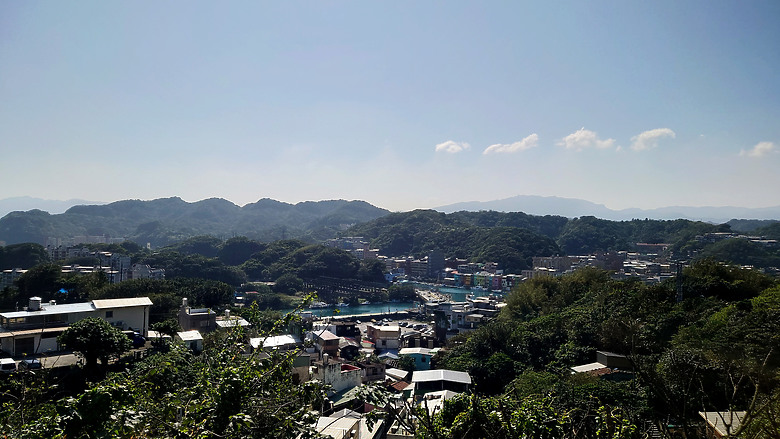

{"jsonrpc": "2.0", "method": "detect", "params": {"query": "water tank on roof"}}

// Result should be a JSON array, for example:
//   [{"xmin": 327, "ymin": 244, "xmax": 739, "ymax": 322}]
[{"xmin": 29, "ymin": 297, "xmax": 41, "ymax": 311}]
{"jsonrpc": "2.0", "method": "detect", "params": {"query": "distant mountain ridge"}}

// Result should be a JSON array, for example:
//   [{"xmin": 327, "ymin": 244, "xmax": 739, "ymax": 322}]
[
  {"xmin": 434, "ymin": 195, "xmax": 780, "ymax": 223},
  {"xmin": 0, "ymin": 196, "xmax": 107, "ymax": 218},
  {"xmin": 0, "ymin": 197, "xmax": 389, "ymax": 248}
]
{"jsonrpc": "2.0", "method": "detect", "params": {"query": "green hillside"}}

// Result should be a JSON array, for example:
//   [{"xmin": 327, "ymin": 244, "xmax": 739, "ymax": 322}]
[{"xmin": 0, "ymin": 197, "xmax": 389, "ymax": 248}]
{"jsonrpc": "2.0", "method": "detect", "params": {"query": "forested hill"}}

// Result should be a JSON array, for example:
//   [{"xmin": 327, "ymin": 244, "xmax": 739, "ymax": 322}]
[
  {"xmin": 0, "ymin": 197, "xmax": 389, "ymax": 247},
  {"xmin": 345, "ymin": 210, "xmax": 738, "ymax": 271}
]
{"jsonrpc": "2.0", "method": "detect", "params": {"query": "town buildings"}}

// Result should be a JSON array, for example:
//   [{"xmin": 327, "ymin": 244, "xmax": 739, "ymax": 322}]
[{"xmin": 0, "ymin": 296, "xmax": 152, "ymax": 356}]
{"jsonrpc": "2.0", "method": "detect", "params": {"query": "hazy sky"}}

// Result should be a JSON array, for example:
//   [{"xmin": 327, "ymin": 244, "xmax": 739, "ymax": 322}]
[{"xmin": 2, "ymin": 2, "xmax": 778, "ymax": 211}]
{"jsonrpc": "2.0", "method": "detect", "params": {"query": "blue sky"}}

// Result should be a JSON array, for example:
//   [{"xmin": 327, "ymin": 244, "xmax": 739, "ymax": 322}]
[{"xmin": 1, "ymin": 1, "xmax": 778, "ymax": 212}]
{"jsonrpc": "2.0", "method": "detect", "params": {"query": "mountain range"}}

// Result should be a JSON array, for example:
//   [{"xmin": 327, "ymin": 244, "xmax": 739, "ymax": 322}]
[
  {"xmin": 0, "ymin": 197, "xmax": 389, "ymax": 247},
  {"xmin": 1, "ymin": 195, "xmax": 778, "ymax": 248},
  {"xmin": 434, "ymin": 195, "xmax": 780, "ymax": 223},
  {"xmin": 0, "ymin": 197, "xmax": 107, "ymax": 219}
]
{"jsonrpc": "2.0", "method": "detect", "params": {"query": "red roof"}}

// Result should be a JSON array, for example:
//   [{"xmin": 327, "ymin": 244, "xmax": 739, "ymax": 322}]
[{"xmin": 390, "ymin": 381, "xmax": 410, "ymax": 392}]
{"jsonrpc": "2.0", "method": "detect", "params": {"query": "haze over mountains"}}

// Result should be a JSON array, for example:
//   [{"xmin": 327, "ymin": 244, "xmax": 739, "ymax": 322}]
[
  {"xmin": 3, "ymin": 195, "xmax": 780, "ymax": 225},
  {"xmin": 434, "ymin": 195, "xmax": 780, "ymax": 223},
  {"xmin": 0, "ymin": 197, "xmax": 107, "ymax": 219}
]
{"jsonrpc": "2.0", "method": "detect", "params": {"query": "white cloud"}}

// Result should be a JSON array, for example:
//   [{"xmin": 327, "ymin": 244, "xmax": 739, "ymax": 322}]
[
  {"xmin": 740, "ymin": 141, "xmax": 776, "ymax": 158},
  {"xmin": 483, "ymin": 133, "xmax": 539, "ymax": 155},
  {"xmin": 557, "ymin": 128, "xmax": 615, "ymax": 151},
  {"xmin": 435, "ymin": 140, "xmax": 471, "ymax": 153},
  {"xmin": 630, "ymin": 128, "xmax": 676, "ymax": 151}
]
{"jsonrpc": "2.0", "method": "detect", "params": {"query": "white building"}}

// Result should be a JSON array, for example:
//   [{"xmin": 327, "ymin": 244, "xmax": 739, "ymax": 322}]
[
  {"xmin": 366, "ymin": 324, "xmax": 401, "ymax": 350},
  {"xmin": 176, "ymin": 330, "xmax": 204, "ymax": 352},
  {"xmin": 310, "ymin": 354, "xmax": 362, "ymax": 393},
  {"xmin": 0, "ymin": 296, "xmax": 152, "ymax": 356}
]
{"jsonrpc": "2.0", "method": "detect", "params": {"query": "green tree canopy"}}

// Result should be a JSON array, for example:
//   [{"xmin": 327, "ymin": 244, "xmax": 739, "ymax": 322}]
[
  {"xmin": 273, "ymin": 273, "xmax": 304, "ymax": 295},
  {"xmin": 217, "ymin": 236, "xmax": 265, "ymax": 266},
  {"xmin": 58, "ymin": 317, "xmax": 132, "ymax": 370},
  {"xmin": 0, "ymin": 242, "xmax": 49, "ymax": 270}
]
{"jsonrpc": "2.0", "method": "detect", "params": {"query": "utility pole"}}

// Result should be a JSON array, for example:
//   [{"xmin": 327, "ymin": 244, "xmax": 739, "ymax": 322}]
[{"xmin": 676, "ymin": 262, "xmax": 684, "ymax": 302}]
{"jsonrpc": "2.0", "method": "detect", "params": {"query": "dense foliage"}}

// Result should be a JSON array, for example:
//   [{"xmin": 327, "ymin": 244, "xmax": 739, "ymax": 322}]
[
  {"xmin": 345, "ymin": 210, "xmax": 751, "ymax": 271},
  {"xmin": 434, "ymin": 263, "xmax": 779, "ymax": 437},
  {"xmin": 57, "ymin": 317, "xmax": 132, "ymax": 371},
  {"xmin": 2, "ymin": 309, "xmax": 327, "ymax": 438},
  {"xmin": 0, "ymin": 198, "xmax": 389, "ymax": 247},
  {"xmin": 0, "ymin": 242, "xmax": 50, "ymax": 270},
  {"xmin": 345, "ymin": 210, "xmax": 561, "ymax": 272}
]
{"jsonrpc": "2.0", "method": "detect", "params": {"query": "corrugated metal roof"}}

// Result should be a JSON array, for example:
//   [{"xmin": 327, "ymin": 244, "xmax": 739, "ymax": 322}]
[
  {"xmin": 571, "ymin": 362, "xmax": 608, "ymax": 373},
  {"xmin": 215, "ymin": 317, "xmax": 250, "ymax": 328},
  {"xmin": 317, "ymin": 329, "xmax": 339, "ymax": 341},
  {"xmin": 177, "ymin": 330, "xmax": 203, "ymax": 341},
  {"xmin": 0, "ymin": 302, "xmax": 95, "ymax": 319},
  {"xmin": 92, "ymin": 297, "xmax": 153, "ymax": 309},
  {"xmin": 0, "ymin": 326, "xmax": 68, "ymax": 338},
  {"xmin": 699, "ymin": 411, "xmax": 745, "ymax": 436},
  {"xmin": 399, "ymin": 347, "xmax": 432, "ymax": 356},
  {"xmin": 251, "ymin": 334, "xmax": 301, "ymax": 349},
  {"xmin": 412, "ymin": 369, "xmax": 472, "ymax": 384},
  {"xmin": 390, "ymin": 381, "xmax": 410, "ymax": 391},
  {"xmin": 385, "ymin": 368, "xmax": 410, "ymax": 381}
]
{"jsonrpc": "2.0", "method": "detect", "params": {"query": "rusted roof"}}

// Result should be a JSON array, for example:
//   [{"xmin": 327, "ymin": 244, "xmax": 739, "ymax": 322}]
[
  {"xmin": 390, "ymin": 381, "xmax": 410, "ymax": 391},
  {"xmin": 92, "ymin": 297, "xmax": 153, "ymax": 309}
]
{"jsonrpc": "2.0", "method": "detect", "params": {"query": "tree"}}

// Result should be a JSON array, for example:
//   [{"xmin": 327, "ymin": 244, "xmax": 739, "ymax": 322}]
[
  {"xmin": 387, "ymin": 283, "xmax": 416, "ymax": 301},
  {"xmin": 0, "ymin": 242, "xmax": 50, "ymax": 269},
  {"xmin": 150, "ymin": 318, "xmax": 180, "ymax": 338},
  {"xmin": 397, "ymin": 355, "xmax": 416, "ymax": 372},
  {"xmin": 217, "ymin": 236, "xmax": 264, "ymax": 266},
  {"xmin": 58, "ymin": 318, "xmax": 132, "ymax": 370},
  {"xmin": 273, "ymin": 273, "xmax": 304, "ymax": 295},
  {"xmin": 14, "ymin": 263, "xmax": 62, "ymax": 301}
]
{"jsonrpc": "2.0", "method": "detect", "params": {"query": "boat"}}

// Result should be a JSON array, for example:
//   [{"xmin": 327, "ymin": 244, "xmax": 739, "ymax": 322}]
[
  {"xmin": 336, "ymin": 302, "xmax": 349, "ymax": 307},
  {"xmin": 309, "ymin": 301, "xmax": 330, "ymax": 309}
]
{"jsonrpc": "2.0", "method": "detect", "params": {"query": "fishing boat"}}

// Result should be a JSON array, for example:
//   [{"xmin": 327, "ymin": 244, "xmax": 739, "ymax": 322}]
[{"xmin": 309, "ymin": 301, "xmax": 330, "ymax": 309}]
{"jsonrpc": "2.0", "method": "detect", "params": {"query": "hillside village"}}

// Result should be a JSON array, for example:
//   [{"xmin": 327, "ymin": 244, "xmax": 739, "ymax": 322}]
[{"xmin": 1, "ymin": 208, "xmax": 779, "ymax": 437}]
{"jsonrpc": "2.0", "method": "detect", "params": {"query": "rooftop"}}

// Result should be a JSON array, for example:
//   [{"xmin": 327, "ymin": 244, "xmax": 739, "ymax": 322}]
[
  {"xmin": 250, "ymin": 334, "xmax": 301, "ymax": 349},
  {"xmin": 571, "ymin": 362, "xmax": 609, "ymax": 373},
  {"xmin": 317, "ymin": 329, "xmax": 339, "ymax": 341},
  {"xmin": 699, "ymin": 411, "xmax": 746, "ymax": 437},
  {"xmin": 177, "ymin": 330, "xmax": 203, "ymax": 341},
  {"xmin": 92, "ymin": 297, "xmax": 153, "ymax": 309},
  {"xmin": 399, "ymin": 347, "xmax": 432, "ymax": 356},
  {"xmin": 1, "ymin": 302, "xmax": 95, "ymax": 319},
  {"xmin": 385, "ymin": 368, "xmax": 411, "ymax": 381},
  {"xmin": 412, "ymin": 369, "xmax": 472, "ymax": 384},
  {"xmin": 1, "ymin": 297, "xmax": 152, "ymax": 319}
]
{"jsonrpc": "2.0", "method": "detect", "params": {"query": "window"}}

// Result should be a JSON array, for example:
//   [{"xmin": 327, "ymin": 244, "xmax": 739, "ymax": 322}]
[{"xmin": 105, "ymin": 311, "xmax": 113, "ymax": 318}]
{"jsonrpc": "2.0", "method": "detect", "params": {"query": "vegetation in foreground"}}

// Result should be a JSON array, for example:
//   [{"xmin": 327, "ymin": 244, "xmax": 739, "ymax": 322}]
[{"xmin": 0, "ymin": 260, "xmax": 777, "ymax": 438}]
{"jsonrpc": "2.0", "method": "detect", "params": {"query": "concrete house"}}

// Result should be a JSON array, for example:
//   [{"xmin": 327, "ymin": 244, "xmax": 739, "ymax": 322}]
[
  {"xmin": 398, "ymin": 347, "xmax": 434, "ymax": 371},
  {"xmin": 357, "ymin": 358, "xmax": 386, "ymax": 384},
  {"xmin": 0, "ymin": 296, "xmax": 152, "ymax": 356},
  {"xmin": 571, "ymin": 351, "xmax": 633, "ymax": 379},
  {"xmin": 366, "ymin": 324, "xmax": 401, "ymax": 350},
  {"xmin": 310, "ymin": 329, "xmax": 340, "ymax": 358},
  {"xmin": 250, "ymin": 334, "xmax": 302, "ymax": 352},
  {"xmin": 176, "ymin": 330, "xmax": 203, "ymax": 352},
  {"xmin": 310, "ymin": 354, "xmax": 362, "ymax": 393},
  {"xmin": 178, "ymin": 298, "xmax": 216, "ymax": 333}
]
